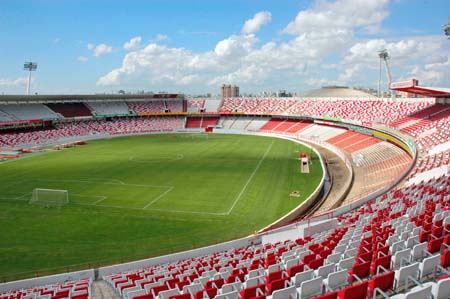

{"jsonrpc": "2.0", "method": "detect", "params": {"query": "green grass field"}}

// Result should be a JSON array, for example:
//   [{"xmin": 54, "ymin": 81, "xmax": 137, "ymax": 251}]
[{"xmin": 0, "ymin": 133, "xmax": 322, "ymax": 280}]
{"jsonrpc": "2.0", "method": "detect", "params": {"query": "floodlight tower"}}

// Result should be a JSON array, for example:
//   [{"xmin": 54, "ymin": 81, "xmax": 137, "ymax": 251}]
[
  {"xmin": 23, "ymin": 61, "xmax": 37, "ymax": 95},
  {"xmin": 444, "ymin": 21, "xmax": 450, "ymax": 39},
  {"xmin": 377, "ymin": 49, "xmax": 393, "ymax": 98}
]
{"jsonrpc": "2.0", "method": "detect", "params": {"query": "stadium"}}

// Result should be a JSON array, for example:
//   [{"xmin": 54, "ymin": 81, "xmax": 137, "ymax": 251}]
[{"xmin": 1, "ymin": 2, "xmax": 450, "ymax": 299}]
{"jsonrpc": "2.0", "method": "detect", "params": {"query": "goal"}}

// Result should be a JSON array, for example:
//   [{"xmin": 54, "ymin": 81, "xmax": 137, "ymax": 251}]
[{"xmin": 30, "ymin": 188, "xmax": 69, "ymax": 207}]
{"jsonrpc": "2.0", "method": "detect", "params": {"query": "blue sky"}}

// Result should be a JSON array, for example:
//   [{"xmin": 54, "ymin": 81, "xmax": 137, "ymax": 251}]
[{"xmin": 0, "ymin": 0, "xmax": 449, "ymax": 95}]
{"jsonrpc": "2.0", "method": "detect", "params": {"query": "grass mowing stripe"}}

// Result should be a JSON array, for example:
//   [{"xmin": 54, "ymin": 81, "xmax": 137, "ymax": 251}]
[{"xmin": 226, "ymin": 141, "xmax": 274, "ymax": 215}]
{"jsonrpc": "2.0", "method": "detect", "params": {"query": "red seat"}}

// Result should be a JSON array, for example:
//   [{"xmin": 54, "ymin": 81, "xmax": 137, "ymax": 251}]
[
  {"xmin": 168, "ymin": 294, "xmax": 192, "ymax": 299},
  {"xmin": 288, "ymin": 263, "xmax": 304, "ymax": 277},
  {"xmin": 265, "ymin": 270, "xmax": 284, "ymax": 284},
  {"xmin": 368, "ymin": 271, "xmax": 395, "ymax": 297},
  {"xmin": 338, "ymin": 281, "xmax": 368, "ymax": 299},
  {"xmin": 240, "ymin": 284, "xmax": 266, "ymax": 299},
  {"xmin": 313, "ymin": 291, "xmax": 338, "ymax": 299},
  {"xmin": 267, "ymin": 277, "xmax": 290, "ymax": 295},
  {"xmin": 441, "ymin": 249, "xmax": 450, "ymax": 268},
  {"xmin": 133, "ymin": 294, "xmax": 153, "ymax": 299},
  {"xmin": 349, "ymin": 261, "xmax": 370, "ymax": 281},
  {"xmin": 303, "ymin": 253, "xmax": 317, "ymax": 264},
  {"xmin": 194, "ymin": 288, "xmax": 217, "ymax": 299},
  {"xmin": 428, "ymin": 237, "xmax": 444, "ymax": 253},
  {"xmin": 308, "ymin": 257, "xmax": 324, "ymax": 270},
  {"xmin": 371, "ymin": 255, "xmax": 391, "ymax": 275},
  {"xmin": 205, "ymin": 278, "xmax": 224, "ymax": 289}
]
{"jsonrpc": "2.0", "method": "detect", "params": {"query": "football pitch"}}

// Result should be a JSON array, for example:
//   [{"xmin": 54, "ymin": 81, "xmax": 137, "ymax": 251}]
[{"xmin": 0, "ymin": 133, "xmax": 323, "ymax": 279}]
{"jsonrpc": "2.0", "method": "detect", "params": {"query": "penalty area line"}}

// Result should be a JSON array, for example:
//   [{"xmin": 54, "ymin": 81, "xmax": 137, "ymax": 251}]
[
  {"xmin": 226, "ymin": 141, "xmax": 274, "ymax": 215},
  {"xmin": 142, "ymin": 186, "xmax": 174, "ymax": 209}
]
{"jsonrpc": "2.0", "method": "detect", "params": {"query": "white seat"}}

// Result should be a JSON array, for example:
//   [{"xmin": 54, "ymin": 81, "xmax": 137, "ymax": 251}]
[
  {"xmin": 268, "ymin": 286, "xmax": 296, "ymax": 299},
  {"xmin": 123, "ymin": 286, "xmax": 142, "ymax": 299},
  {"xmin": 296, "ymin": 277, "xmax": 323, "ymax": 299},
  {"xmin": 126, "ymin": 289, "xmax": 145, "ymax": 299},
  {"xmin": 285, "ymin": 258, "xmax": 300, "ymax": 270},
  {"xmin": 432, "ymin": 276, "xmax": 450, "ymax": 299},
  {"xmin": 214, "ymin": 290, "xmax": 238, "ymax": 299},
  {"xmin": 291, "ymin": 269, "xmax": 314, "ymax": 288},
  {"xmin": 247, "ymin": 269, "xmax": 265, "ymax": 279},
  {"xmin": 324, "ymin": 269, "xmax": 348, "ymax": 291},
  {"xmin": 314, "ymin": 263, "xmax": 335, "ymax": 279},
  {"xmin": 392, "ymin": 248, "xmax": 411, "ymax": 269},
  {"xmin": 220, "ymin": 281, "xmax": 242, "ymax": 294},
  {"xmin": 390, "ymin": 285, "xmax": 432, "ymax": 299},
  {"xmin": 268, "ymin": 263, "xmax": 281, "ymax": 274},
  {"xmin": 182, "ymin": 283, "xmax": 203, "ymax": 295},
  {"xmin": 338, "ymin": 257, "xmax": 355, "ymax": 270},
  {"xmin": 406, "ymin": 236, "xmax": 419, "ymax": 249},
  {"xmin": 395, "ymin": 262, "xmax": 420, "ymax": 289},
  {"xmin": 158, "ymin": 288, "xmax": 179, "ymax": 299},
  {"xmin": 419, "ymin": 254, "xmax": 441, "ymax": 279},
  {"xmin": 411, "ymin": 242, "xmax": 427, "ymax": 261},
  {"xmin": 326, "ymin": 253, "xmax": 341, "ymax": 264},
  {"xmin": 244, "ymin": 275, "xmax": 264, "ymax": 288}
]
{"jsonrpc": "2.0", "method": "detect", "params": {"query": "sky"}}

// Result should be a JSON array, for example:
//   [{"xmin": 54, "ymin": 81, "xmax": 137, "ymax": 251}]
[{"xmin": 0, "ymin": 0, "xmax": 449, "ymax": 95}]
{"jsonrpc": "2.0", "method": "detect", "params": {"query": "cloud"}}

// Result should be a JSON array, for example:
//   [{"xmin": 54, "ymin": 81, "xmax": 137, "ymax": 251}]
[
  {"xmin": 96, "ymin": 0, "xmax": 450, "ymax": 92},
  {"xmin": 155, "ymin": 34, "xmax": 168, "ymax": 41},
  {"xmin": 0, "ymin": 77, "xmax": 29, "ymax": 87},
  {"xmin": 123, "ymin": 36, "xmax": 142, "ymax": 51},
  {"xmin": 77, "ymin": 56, "xmax": 88, "ymax": 63},
  {"xmin": 241, "ymin": 11, "xmax": 272, "ymax": 34},
  {"xmin": 87, "ymin": 43, "xmax": 113, "ymax": 57}
]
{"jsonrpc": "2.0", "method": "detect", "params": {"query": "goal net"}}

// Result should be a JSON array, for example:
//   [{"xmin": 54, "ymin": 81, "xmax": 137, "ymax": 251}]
[{"xmin": 30, "ymin": 188, "xmax": 69, "ymax": 207}]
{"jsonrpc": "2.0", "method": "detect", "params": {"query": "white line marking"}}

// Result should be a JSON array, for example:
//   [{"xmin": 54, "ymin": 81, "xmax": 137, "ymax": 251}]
[
  {"xmin": 71, "ymin": 193, "xmax": 108, "ymax": 205},
  {"xmin": 226, "ymin": 141, "xmax": 274, "ymax": 215},
  {"xmin": 129, "ymin": 154, "xmax": 184, "ymax": 163},
  {"xmin": 36, "ymin": 179, "xmax": 171, "ymax": 189},
  {"xmin": 143, "ymin": 186, "xmax": 174, "ymax": 209}
]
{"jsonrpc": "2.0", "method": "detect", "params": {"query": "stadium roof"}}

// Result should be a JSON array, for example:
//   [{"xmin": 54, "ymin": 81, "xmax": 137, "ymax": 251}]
[
  {"xmin": 390, "ymin": 79, "xmax": 450, "ymax": 98},
  {"xmin": 305, "ymin": 86, "xmax": 375, "ymax": 98},
  {"xmin": 0, "ymin": 93, "xmax": 184, "ymax": 104}
]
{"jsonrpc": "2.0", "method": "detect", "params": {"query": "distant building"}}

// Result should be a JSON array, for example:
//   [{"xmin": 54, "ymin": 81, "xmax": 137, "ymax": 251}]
[{"xmin": 221, "ymin": 84, "xmax": 239, "ymax": 99}]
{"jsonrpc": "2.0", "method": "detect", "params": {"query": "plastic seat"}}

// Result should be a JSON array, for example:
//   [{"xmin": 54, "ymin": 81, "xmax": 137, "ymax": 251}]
[
  {"xmin": 368, "ymin": 271, "xmax": 395, "ymax": 297},
  {"xmin": 324, "ymin": 269, "xmax": 348, "ymax": 291},
  {"xmin": 297, "ymin": 277, "xmax": 323, "ymax": 299},
  {"xmin": 337, "ymin": 281, "xmax": 368, "ymax": 299},
  {"xmin": 419, "ymin": 254, "xmax": 440, "ymax": 278}
]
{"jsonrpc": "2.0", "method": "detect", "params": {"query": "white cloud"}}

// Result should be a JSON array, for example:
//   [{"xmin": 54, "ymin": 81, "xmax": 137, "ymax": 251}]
[
  {"xmin": 87, "ymin": 43, "xmax": 113, "ymax": 57},
  {"xmin": 0, "ymin": 77, "xmax": 29, "ymax": 87},
  {"xmin": 155, "ymin": 34, "xmax": 168, "ymax": 41},
  {"xmin": 77, "ymin": 56, "xmax": 88, "ymax": 63},
  {"xmin": 96, "ymin": 0, "xmax": 450, "ymax": 92},
  {"xmin": 123, "ymin": 36, "xmax": 142, "ymax": 51},
  {"xmin": 241, "ymin": 11, "xmax": 272, "ymax": 34}
]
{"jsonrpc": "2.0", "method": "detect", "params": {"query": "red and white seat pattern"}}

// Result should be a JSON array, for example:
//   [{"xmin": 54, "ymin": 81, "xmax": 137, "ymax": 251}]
[
  {"xmin": 0, "ymin": 278, "xmax": 91, "ymax": 299},
  {"xmin": 99, "ymin": 173, "xmax": 450, "ymax": 299},
  {"xmin": 220, "ymin": 98, "xmax": 431, "ymax": 125},
  {"xmin": 128, "ymin": 101, "xmax": 166, "ymax": 114},
  {"xmin": 0, "ymin": 117, "xmax": 184, "ymax": 147},
  {"xmin": 187, "ymin": 100, "xmax": 205, "ymax": 109}
]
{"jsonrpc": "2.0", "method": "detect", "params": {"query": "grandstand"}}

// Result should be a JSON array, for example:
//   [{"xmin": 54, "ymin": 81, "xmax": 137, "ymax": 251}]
[{"xmin": 1, "ymin": 93, "xmax": 450, "ymax": 299}]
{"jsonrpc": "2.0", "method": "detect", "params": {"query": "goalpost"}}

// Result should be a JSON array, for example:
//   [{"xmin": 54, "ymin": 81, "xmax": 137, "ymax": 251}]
[{"xmin": 30, "ymin": 188, "xmax": 69, "ymax": 207}]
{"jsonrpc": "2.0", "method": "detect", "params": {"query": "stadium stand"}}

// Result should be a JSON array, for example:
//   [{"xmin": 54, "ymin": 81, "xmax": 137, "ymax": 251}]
[
  {"xmin": 46, "ymin": 103, "xmax": 92, "ymax": 118},
  {"xmin": 0, "ymin": 117, "xmax": 184, "ymax": 147},
  {"xmin": 166, "ymin": 100, "xmax": 184, "ymax": 113},
  {"xmin": 0, "ymin": 109, "xmax": 16, "ymax": 122},
  {"xmin": 220, "ymin": 98, "xmax": 432, "ymax": 125},
  {"xmin": 86, "ymin": 101, "xmax": 130, "ymax": 116},
  {"xmin": 0, "ymin": 278, "xmax": 92, "ymax": 299},
  {"xmin": 3, "ymin": 98, "xmax": 450, "ymax": 299},
  {"xmin": 97, "ymin": 171, "xmax": 450, "ymax": 299},
  {"xmin": 0, "ymin": 104, "xmax": 59, "ymax": 120},
  {"xmin": 187, "ymin": 99, "xmax": 205, "ymax": 110},
  {"xmin": 127, "ymin": 101, "xmax": 166, "ymax": 114}
]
